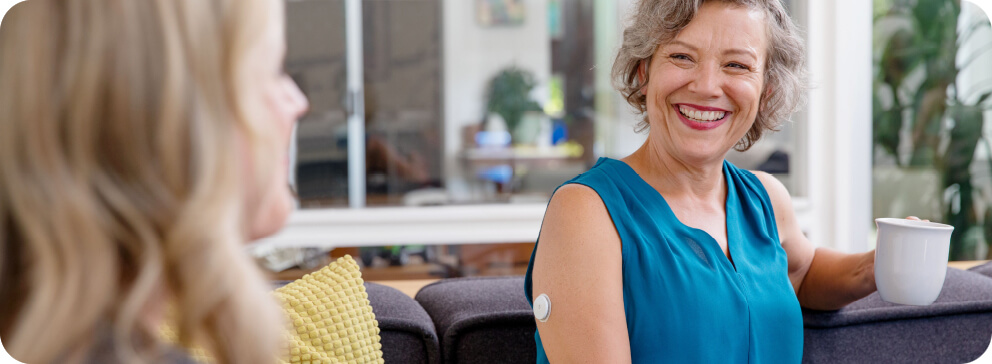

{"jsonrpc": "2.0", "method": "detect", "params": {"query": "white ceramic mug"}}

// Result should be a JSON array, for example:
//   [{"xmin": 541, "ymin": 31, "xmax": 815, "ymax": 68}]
[{"xmin": 874, "ymin": 218, "xmax": 954, "ymax": 305}]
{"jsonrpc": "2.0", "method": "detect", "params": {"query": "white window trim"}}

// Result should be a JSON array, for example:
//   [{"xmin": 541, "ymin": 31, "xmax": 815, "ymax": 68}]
[
  {"xmin": 976, "ymin": 1, "xmax": 992, "ymax": 26},
  {"xmin": 803, "ymin": 0, "xmax": 873, "ymax": 252},
  {"xmin": 253, "ymin": 199, "xmax": 813, "ymax": 250},
  {"xmin": 252, "ymin": 203, "xmax": 547, "ymax": 250},
  {"xmin": 345, "ymin": 0, "xmax": 366, "ymax": 208}
]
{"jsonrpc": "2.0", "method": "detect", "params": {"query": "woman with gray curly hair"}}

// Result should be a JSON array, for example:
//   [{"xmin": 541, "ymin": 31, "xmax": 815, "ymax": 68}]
[{"xmin": 524, "ymin": 0, "xmax": 883, "ymax": 362}]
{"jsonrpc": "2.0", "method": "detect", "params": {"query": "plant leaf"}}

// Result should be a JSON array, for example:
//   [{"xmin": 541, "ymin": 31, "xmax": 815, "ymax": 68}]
[{"xmin": 978, "ymin": 91, "xmax": 992, "ymax": 105}]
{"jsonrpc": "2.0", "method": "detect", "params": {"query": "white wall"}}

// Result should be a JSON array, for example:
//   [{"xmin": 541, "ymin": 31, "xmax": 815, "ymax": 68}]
[
  {"xmin": 442, "ymin": 0, "xmax": 551, "ymax": 179},
  {"xmin": 805, "ymin": 0, "xmax": 873, "ymax": 251}
]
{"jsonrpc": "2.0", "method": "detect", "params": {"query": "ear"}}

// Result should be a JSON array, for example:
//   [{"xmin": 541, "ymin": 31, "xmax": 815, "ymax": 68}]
[
  {"xmin": 636, "ymin": 60, "xmax": 648, "ymax": 94},
  {"xmin": 759, "ymin": 84, "xmax": 773, "ymax": 112}
]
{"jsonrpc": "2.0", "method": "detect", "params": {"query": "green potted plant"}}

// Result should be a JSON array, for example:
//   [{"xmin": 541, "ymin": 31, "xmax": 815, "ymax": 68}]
[
  {"xmin": 485, "ymin": 66, "xmax": 544, "ymax": 144},
  {"xmin": 873, "ymin": 0, "xmax": 992, "ymax": 259}
]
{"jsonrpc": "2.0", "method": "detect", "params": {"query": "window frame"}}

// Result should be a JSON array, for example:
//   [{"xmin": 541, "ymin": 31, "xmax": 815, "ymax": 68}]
[{"xmin": 262, "ymin": 0, "xmax": 879, "ymax": 253}]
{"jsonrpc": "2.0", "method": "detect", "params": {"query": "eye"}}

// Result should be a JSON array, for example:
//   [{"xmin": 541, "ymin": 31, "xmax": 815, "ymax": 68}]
[
  {"xmin": 726, "ymin": 62, "xmax": 751, "ymax": 71},
  {"xmin": 670, "ymin": 54, "xmax": 692, "ymax": 61}
]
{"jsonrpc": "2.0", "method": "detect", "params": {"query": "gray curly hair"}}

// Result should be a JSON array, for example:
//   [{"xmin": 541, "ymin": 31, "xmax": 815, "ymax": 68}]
[{"xmin": 612, "ymin": 0, "xmax": 807, "ymax": 151}]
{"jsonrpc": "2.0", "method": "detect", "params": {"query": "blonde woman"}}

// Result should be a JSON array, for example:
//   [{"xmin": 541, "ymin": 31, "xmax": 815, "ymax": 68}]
[{"xmin": 0, "ymin": 0, "xmax": 309, "ymax": 363}]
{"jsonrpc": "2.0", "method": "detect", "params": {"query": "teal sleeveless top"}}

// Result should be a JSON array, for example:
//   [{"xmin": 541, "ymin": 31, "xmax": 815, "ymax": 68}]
[{"xmin": 524, "ymin": 158, "xmax": 803, "ymax": 363}]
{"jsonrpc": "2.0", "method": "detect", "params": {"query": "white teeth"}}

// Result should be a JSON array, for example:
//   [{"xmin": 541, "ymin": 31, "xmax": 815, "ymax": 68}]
[{"xmin": 678, "ymin": 105, "xmax": 726, "ymax": 122}]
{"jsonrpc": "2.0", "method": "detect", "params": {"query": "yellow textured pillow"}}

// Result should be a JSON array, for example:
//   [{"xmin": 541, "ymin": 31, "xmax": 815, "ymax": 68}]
[
  {"xmin": 274, "ymin": 255, "xmax": 384, "ymax": 364},
  {"xmin": 161, "ymin": 255, "xmax": 383, "ymax": 364}
]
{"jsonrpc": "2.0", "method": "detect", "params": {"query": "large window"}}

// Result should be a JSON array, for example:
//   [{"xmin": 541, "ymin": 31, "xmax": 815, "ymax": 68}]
[
  {"xmin": 285, "ymin": 0, "xmax": 805, "ymax": 212},
  {"xmin": 287, "ymin": 0, "xmax": 595, "ymax": 209},
  {"xmin": 259, "ymin": 0, "xmax": 811, "ymax": 278},
  {"xmin": 871, "ymin": 0, "xmax": 992, "ymax": 260}
]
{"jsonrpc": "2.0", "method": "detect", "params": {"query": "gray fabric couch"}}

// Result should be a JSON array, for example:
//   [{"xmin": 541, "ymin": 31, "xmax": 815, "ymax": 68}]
[{"xmin": 366, "ymin": 262, "xmax": 992, "ymax": 363}]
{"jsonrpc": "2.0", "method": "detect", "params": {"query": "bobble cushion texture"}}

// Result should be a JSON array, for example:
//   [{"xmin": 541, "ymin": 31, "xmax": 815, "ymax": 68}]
[
  {"xmin": 274, "ymin": 255, "xmax": 384, "ymax": 364},
  {"xmin": 159, "ymin": 323, "xmax": 212, "ymax": 363},
  {"xmin": 161, "ymin": 255, "xmax": 384, "ymax": 363}
]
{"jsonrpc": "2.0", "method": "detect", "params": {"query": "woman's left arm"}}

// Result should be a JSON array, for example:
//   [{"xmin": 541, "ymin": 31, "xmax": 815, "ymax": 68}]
[{"xmin": 752, "ymin": 172, "xmax": 876, "ymax": 310}]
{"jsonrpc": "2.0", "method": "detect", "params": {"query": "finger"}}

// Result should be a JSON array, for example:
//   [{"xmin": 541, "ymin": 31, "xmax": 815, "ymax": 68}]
[{"xmin": 906, "ymin": 216, "xmax": 921, "ymax": 221}]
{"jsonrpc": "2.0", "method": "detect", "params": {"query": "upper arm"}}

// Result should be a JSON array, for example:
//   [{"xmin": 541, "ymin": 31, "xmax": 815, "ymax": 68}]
[
  {"xmin": 531, "ymin": 184, "xmax": 631, "ymax": 363},
  {"xmin": 751, "ymin": 171, "xmax": 815, "ymax": 294}
]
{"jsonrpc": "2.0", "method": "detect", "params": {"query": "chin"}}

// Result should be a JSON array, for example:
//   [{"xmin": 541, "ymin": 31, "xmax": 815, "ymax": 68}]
[
  {"xmin": 248, "ymin": 190, "xmax": 295, "ymax": 240},
  {"xmin": 673, "ymin": 138, "xmax": 731, "ymax": 162}
]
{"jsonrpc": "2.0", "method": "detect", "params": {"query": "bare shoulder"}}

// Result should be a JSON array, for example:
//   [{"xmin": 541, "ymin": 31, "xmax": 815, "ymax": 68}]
[
  {"xmin": 750, "ymin": 172, "xmax": 816, "ymax": 291},
  {"xmin": 537, "ymin": 183, "xmax": 620, "ymax": 256},
  {"xmin": 531, "ymin": 184, "xmax": 630, "ymax": 362},
  {"xmin": 550, "ymin": 183, "xmax": 606, "ymax": 210},
  {"xmin": 748, "ymin": 171, "xmax": 801, "ymax": 241},
  {"xmin": 749, "ymin": 170, "xmax": 792, "ymax": 207},
  {"xmin": 544, "ymin": 183, "xmax": 614, "ymax": 227}
]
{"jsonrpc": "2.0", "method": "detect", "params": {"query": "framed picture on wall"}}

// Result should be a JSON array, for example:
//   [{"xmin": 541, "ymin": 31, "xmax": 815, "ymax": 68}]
[{"xmin": 477, "ymin": 0, "xmax": 525, "ymax": 27}]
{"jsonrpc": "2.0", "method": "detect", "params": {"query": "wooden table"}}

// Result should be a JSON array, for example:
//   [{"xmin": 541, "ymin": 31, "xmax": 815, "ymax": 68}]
[
  {"xmin": 948, "ymin": 260, "xmax": 988, "ymax": 270},
  {"xmin": 371, "ymin": 279, "xmax": 439, "ymax": 298}
]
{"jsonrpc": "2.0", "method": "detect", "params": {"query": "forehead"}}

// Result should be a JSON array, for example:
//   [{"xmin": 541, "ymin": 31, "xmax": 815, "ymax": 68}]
[
  {"xmin": 670, "ymin": 2, "xmax": 768, "ymax": 57},
  {"xmin": 265, "ymin": 0, "xmax": 286, "ymax": 45},
  {"xmin": 251, "ymin": 0, "xmax": 285, "ymax": 59}
]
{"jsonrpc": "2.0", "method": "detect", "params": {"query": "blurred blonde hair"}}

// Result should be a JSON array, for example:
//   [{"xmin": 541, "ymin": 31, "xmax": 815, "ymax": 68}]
[{"xmin": 0, "ymin": 0, "xmax": 285, "ymax": 363}]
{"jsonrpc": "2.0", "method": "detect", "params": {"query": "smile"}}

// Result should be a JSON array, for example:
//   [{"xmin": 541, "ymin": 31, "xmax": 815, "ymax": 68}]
[{"xmin": 675, "ymin": 104, "xmax": 730, "ymax": 131}]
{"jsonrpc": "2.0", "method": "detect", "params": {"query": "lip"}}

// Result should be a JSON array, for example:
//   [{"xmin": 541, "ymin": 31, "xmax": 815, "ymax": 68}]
[
  {"xmin": 673, "ymin": 104, "xmax": 730, "ymax": 131},
  {"xmin": 676, "ymin": 103, "xmax": 731, "ymax": 112}
]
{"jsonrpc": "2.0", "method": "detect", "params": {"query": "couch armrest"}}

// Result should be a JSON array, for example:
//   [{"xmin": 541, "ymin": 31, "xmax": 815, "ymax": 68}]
[
  {"xmin": 801, "ymin": 268, "xmax": 992, "ymax": 363},
  {"xmin": 366, "ymin": 282, "xmax": 440, "ymax": 364},
  {"xmin": 415, "ymin": 276, "xmax": 536, "ymax": 364},
  {"xmin": 969, "ymin": 261, "xmax": 992, "ymax": 279}
]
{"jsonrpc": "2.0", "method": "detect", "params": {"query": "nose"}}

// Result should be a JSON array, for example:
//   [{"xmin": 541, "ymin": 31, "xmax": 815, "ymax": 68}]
[
  {"xmin": 687, "ymin": 63, "xmax": 722, "ymax": 99},
  {"xmin": 283, "ymin": 76, "xmax": 310, "ymax": 119}
]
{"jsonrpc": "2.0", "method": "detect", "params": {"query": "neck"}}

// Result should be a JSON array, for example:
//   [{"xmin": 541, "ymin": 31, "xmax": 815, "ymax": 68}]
[
  {"xmin": 139, "ymin": 280, "xmax": 169, "ymax": 333},
  {"xmin": 622, "ymin": 139, "xmax": 726, "ymax": 203}
]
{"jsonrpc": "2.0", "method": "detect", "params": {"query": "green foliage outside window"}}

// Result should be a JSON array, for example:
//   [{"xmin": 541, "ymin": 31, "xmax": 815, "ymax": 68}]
[{"xmin": 873, "ymin": 0, "xmax": 992, "ymax": 259}]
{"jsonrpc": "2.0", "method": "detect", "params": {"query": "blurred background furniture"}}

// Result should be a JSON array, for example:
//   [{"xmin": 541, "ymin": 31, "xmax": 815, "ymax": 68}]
[{"xmin": 365, "ymin": 263, "xmax": 992, "ymax": 363}]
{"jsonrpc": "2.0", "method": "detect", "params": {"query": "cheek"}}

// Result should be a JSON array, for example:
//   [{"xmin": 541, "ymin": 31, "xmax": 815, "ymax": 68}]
[
  {"xmin": 248, "ymin": 187, "xmax": 293, "ymax": 240},
  {"xmin": 244, "ymin": 82, "xmax": 298, "ymax": 240},
  {"xmin": 645, "ymin": 76, "xmax": 677, "ymax": 111},
  {"xmin": 247, "ymin": 157, "xmax": 294, "ymax": 240},
  {"xmin": 728, "ymin": 84, "xmax": 763, "ymax": 137},
  {"xmin": 728, "ymin": 81, "xmax": 763, "ymax": 116}
]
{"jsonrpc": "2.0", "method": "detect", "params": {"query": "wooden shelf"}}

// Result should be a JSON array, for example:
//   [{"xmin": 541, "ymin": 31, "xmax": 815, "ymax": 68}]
[{"xmin": 948, "ymin": 260, "xmax": 988, "ymax": 270}]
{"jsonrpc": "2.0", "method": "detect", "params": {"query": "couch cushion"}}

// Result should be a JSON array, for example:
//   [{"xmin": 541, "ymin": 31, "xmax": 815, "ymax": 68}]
[
  {"xmin": 802, "ymin": 268, "xmax": 992, "ymax": 363},
  {"xmin": 414, "ymin": 276, "xmax": 536, "ymax": 364},
  {"xmin": 365, "ymin": 282, "xmax": 440, "ymax": 364},
  {"xmin": 969, "ymin": 261, "xmax": 992, "ymax": 279}
]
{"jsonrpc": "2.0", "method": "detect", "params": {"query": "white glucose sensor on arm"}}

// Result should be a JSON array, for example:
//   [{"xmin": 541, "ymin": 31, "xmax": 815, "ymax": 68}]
[{"xmin": 534, "ymin": 293, "xmax": 551, "ymax": 322}]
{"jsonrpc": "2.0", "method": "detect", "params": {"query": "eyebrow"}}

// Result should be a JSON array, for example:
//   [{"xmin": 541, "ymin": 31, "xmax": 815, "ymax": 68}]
[{"xmin": 668, "ymin": 40, "xmax": 758, "ymax": 61}]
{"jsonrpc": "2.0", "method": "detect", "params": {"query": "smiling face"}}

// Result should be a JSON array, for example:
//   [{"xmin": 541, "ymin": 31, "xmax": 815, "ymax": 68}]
[
  {"xmin": 642, "ymin": 1, "xmax": 768, "ymax": 165},
  {"xmin": 243, "ymin": 0, "xmax": 310, "ymax": 240}
]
